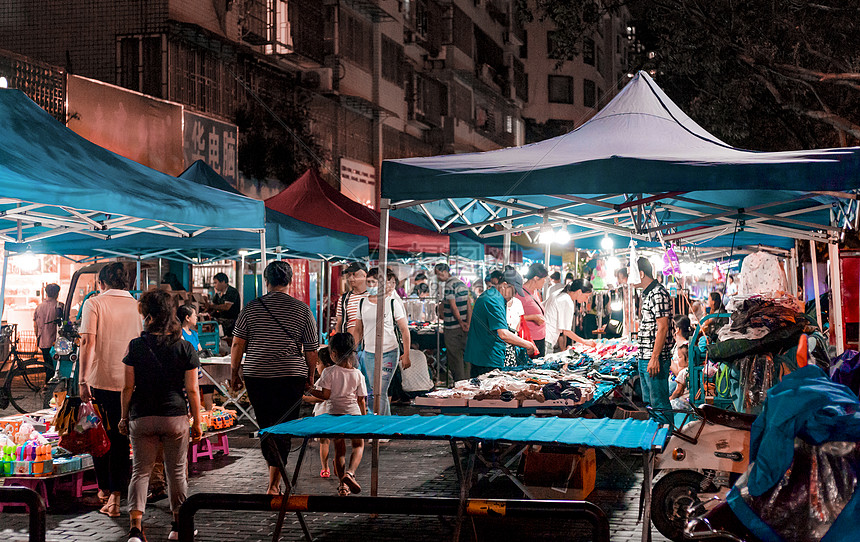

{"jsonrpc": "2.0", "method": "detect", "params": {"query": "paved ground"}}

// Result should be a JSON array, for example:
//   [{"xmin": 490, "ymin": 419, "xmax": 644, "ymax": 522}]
[{"xmin": 2, "ymin": 398, "xmax": 669, "ymax": 542}]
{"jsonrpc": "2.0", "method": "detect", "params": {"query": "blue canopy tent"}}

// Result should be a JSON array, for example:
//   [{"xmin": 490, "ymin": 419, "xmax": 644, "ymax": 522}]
[
  {"xmin": 381, "ymin": 72, "xmax": 857, "ymax": 257},
  {"xmin": 0, "ymin": 89, "xmax": 266, "ymax": 320}
]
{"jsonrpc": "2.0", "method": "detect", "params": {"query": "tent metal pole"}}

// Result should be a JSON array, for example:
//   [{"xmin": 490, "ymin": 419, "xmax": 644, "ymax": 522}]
[
  {"xmin": 0, "ymin": 250, "xmax": 8, "ymax": 324},
  {"xmin": 237, "ymin": 254, "xmax": 245, "ymax": 310},
  {"xmin": 260, "ymin": 230, "xmax": 268, "ymax": 296},
  {"xmin": 828, "ymin": 241, "xmax": 844, "ymax": 355},
  {"xmin": 135, "ymin": 259, "xmax": 141, "ymax": 294},
  {"xmin": 503, "ymin": 208, "xmax": 511, "ymax": 266},
  {"xmin": 372, "ymin": 198, "xmax": 391, "ymax": 499},
  {"xmin": 788, "ymin": 247, "xmax": 798, "ymax": 297},
  {"xmin": 810, "ymin": 240, "xmax": 823, "ymax": 332},
  {"xmin": 324, "ymin": 261, "xmax": 332, "ymax": 340}
]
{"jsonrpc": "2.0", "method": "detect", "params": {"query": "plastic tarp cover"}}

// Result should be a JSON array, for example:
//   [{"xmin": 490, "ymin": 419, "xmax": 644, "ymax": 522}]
[
  {"xmin": 260, "ymin": 414, "xmax": 669, "ymax": 451},
  {"xmin": 266, "ymin": 169, "xmax": 449, "ymax": 254},
  {"xmin": 0, "ymin": 89, "xmax": 264, "ymax": 230}
]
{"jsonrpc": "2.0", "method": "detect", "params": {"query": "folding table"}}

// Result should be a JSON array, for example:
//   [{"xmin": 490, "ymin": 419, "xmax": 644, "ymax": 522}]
[
  {"xmin": 198, "ymin": 356, "xmax": 257, "ymax": 428},
  {"xmin": 260, "ymin": 414, "xmax": 669, "ymax": 542}
]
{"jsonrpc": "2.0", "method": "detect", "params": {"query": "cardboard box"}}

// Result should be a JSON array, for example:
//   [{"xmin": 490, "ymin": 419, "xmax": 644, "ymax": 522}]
[
  {"xmin": 612, "ymin": 406, "xmax": 650, "ymax": 420},
  {"xmin": 521, "ymin": 446, "xmax": 596, "ymax": 500},
  {"xmin": 467, "ymin": 399, "xmax": 521, "ymax": 409},
  {"xmin": 414, "ymin": 396, "xmax": 468, "ymax": 408}
]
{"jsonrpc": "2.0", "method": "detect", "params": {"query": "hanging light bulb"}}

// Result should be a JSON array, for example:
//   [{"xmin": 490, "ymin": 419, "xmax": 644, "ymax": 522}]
[
  {"xmin": 601, "ymin": 235, "xmax": 614, "ymax": 252},
  {"xmin": 554, "ymin": 228, "xmax": 570, "ymax": 244}
]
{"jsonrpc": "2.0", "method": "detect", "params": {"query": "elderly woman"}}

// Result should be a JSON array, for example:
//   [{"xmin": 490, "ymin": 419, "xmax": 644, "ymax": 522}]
[{"xmin": 230, "ymin": 261, "xmax": 320, "ymax": 495}]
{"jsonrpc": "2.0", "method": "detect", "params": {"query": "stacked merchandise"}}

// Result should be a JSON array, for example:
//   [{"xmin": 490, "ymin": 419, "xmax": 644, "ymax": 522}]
[
  {"xmin": 703, "ymin": 295, "xmax": 826, "ymax": 413},
  {"xmin": 416, "ymin": 339, "xmax": 638, "ymax": 408},
  {"xmin": 199, "ymin": 407, "xmax": 237, "ymax": 432},
  {"xmin": 0, "ymin": 422, "xmax": 52, "ymax": 476}
]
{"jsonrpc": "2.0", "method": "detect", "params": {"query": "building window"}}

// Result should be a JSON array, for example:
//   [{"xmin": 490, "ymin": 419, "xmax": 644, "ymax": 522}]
[
  {"xmin": 505, "ymin": 115, "xmax": 513, "ymax": 133},
  {"xmin": 548, "ymin": 75, "xmax": 573, "ymax": 104},
  {"xmin": 381, "ymin": 35, "xmax": 405, "ymax": 86},
  {"xmin": 118, "ymin": 35, "xmax": 163, "ymax": 98},
  {"xmin": 339, "ymin": 9, "xmax": 373, "ymax": 72},
  {"xmin": 520, "ymin": 30, "xmax": 528, "ymax": 59},
  {"xmin": 583, "ymin": 78, "xmax": 596, "ymax": 108},
  {"xmin": 583, "ymin": 37, "xmax": 595, "ymax": 65}
]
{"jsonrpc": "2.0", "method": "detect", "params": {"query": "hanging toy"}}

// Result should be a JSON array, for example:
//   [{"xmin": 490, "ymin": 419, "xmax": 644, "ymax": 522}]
[
  {"xmin": 628, "ymin": 240, "xmax": 641, "ymax": 285},
  {"xmin": 663, "ymin": 244, "xmax": 681, "ymax": 277}
]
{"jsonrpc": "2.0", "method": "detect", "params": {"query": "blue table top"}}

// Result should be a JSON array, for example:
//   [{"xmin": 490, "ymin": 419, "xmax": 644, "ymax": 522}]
[{"xmin": 260, "ymin": 414, "xmax": 669, "ymax": 452}]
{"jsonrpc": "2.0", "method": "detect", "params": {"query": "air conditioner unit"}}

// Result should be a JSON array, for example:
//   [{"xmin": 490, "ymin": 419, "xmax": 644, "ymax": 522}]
[{"xmin": 302, "ymin": 68, "xmax": 333, "ymax": 92}]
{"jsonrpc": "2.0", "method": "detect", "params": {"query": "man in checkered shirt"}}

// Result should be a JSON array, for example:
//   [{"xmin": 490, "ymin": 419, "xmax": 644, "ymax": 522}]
[{"xmin": 636, "ymin": 257, "xmax": 675, "ymax": 426}]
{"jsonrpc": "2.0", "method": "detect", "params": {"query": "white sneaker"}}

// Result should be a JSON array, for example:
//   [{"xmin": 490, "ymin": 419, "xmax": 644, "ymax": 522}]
[{"xmin": 168, "ymin": 523, "xmax": 197, "ymax": 540}]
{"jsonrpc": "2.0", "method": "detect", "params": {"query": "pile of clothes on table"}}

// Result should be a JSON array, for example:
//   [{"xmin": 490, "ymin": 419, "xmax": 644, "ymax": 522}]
[
  {"xmin": 702, "ymin": 295, "xmax": 828, "ymax": 413},
  {"xmin": 424, "ymin": 368, "xmax": 596, "ymax": 404}
]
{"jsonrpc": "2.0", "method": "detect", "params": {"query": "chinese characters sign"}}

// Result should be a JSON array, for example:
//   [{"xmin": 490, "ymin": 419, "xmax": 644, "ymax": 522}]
[
  {"xmin": 339, "ymin": 158, "xmax": 377, "ymax": 209},
  {"xmin": 183, "ymin": 110, "xmax": 239, "ymax": 185}
]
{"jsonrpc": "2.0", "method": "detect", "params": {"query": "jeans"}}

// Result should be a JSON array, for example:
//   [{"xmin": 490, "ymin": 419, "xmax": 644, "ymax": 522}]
[
  {"xmin": 355, "ymin": 347, "xmax": 373, "ymax": 409},
  {"xmin": 127, "ymin": 416, "xmax": 189, "ymax": 514},
  {"xmin": 364, "ymin": 349, "xmax": 398, "ymax": 415},
  {"xmin": 638, "ymin": 356, "xmax": 672, "ymax": 426}
]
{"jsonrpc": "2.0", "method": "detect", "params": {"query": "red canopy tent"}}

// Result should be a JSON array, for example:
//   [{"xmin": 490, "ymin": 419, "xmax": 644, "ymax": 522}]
[{"xmin": 266, "ymin": 169, "xmax": 449, "ymax": 254}]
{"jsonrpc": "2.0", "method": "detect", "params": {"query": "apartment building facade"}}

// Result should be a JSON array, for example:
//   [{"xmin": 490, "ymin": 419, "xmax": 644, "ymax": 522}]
[
  {"xmin": 0, "ymin": 0, "xmax": 533, "ymax": 204},
  {"xmin": 520, "ymin": 3, "xmax": 632, "ymax": 142}
]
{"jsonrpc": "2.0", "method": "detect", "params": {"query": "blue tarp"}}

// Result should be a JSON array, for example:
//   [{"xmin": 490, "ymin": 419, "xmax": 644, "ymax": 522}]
[
  {"xmin": 260, "ymin": 414, "xmax": 669, "ymax": 451},
  {"xmin": 0, "ymin": 89, "xmax": 264, "ymax": 234}
]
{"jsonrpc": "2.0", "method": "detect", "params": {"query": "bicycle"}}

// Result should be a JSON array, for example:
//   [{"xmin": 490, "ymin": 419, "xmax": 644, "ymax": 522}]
[{"xmin": 0, "ymin": 324, "xmax": 54, "ymax": 413}]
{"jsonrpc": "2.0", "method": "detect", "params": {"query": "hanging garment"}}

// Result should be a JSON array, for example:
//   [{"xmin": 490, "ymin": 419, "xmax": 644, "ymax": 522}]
[{"xmin": 738, "ymin": 251, "xmax": 788, "ymax": 296}]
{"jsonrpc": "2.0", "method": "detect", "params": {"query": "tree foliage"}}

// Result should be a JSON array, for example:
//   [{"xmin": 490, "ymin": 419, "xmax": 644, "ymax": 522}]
[
  {"xmin": 521, "ymin": 0, "xmax": 860, "ymax": 150},
  {"xmin": 235, "ymin": 86, "xmax": 324, "ymax": 187}
]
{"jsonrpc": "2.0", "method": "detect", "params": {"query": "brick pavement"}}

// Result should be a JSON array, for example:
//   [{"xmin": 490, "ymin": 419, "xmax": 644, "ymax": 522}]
[{"xmin": 1, "ymin": 401, "xmax": 669, "ymax": 542}]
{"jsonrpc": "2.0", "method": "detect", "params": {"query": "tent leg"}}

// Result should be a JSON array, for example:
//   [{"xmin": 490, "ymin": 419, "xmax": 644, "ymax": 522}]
[
  {"xmin": 0, "ymin": 250, "xmax": 8, "ymax": 323},
  {"xmin": 810, "ymin": 240, "xmax": 823, "ymax": 331},
  {"xmin": 135, "ymin": 259, "xmax": 141, "ymax": 293},
  {"xmin": 789, "ymin": 247, "xmax": 798, "ymax": 297},
  {"xmin": 828, "ymin": 242, "xmax": 844, "ymax": 355},
  {"xmin": 372, "ymin": 198, "xmax": 391, "ymax": 499},
  {"xmin": 324, "ymin": 260, "xmax": 332, "ymax": 339},
  {"xmin": 237, "ymin": 254, "xmax": 245, "ymax": 310},
  {"xmin": 260, "ymin": 230, "xmax": 268, "ymax": 295}
]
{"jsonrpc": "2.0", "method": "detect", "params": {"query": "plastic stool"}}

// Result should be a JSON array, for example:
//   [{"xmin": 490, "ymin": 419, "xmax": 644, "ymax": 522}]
[
  {"xmin": 0, "ymin": 477, "xmax": 50, "ymax": 510},
  {"xmin": 189, "ymin": 433, "xmax": 230, "ymax": 463}
]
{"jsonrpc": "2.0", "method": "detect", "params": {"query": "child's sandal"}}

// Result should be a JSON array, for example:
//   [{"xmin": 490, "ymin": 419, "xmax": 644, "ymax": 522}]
[{"xmin": 320, "ymin": 469, "xmax": 330, "ymax": 478}]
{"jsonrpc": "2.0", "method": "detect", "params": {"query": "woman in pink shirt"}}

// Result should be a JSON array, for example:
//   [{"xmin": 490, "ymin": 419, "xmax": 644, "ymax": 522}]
[{"xmin": 515, "ymin": 263, "xmax": 549, "ymax": 357}]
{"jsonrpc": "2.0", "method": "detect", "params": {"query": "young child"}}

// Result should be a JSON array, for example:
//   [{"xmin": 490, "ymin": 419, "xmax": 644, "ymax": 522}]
[
  {"xmin": 304, "ymin": 346, "xmax": 336, "ymax": 478},
  {"xmin": 670, "ymin": 343, "xmax": 690, "ymax": 409},
  {"xmin": 308, "ymin": 333, "xmax": 367, "ymax": 496}
]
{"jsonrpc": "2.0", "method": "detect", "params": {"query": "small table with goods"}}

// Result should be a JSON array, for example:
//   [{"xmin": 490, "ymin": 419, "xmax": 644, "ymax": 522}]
[{"xmin": 198, "ymin": 355, "xmax": 258, "ymax": 428}]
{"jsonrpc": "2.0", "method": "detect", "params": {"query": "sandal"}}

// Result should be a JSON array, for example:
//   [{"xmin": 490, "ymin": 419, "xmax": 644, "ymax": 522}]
[
  {"xmin": 320, "ymin": 469, "xmax": 330, "ymax": 478},
  {"xmin": 99, "ymin": 496, "xmax": 121, "ymax": 518},
  {"xmin": 342, "ymin": 471, "xmax": 361, "ymax": 494},
  {"xmin": 337, "ymin": 483, "xmax": 350, "ymax": 497}
]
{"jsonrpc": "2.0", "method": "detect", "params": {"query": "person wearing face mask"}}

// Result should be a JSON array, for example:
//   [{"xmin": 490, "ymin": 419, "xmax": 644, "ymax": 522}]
[
  {"xmin": 351, "ymin": 268, "xmax": 411, "ymax": 415},
  {"xmin": 516, "ymin": 263, "xmax": 549, "ymax": 357},
  {"xmin": 78, "ymin": 262, "xmax": 143, "ymax": 517},
  {"xmin": 545, "ymin": 279, "xmax": 598, "ymax": 353},
  {"xmin": 465, "ymin": 267, "xmax": 537, "ymax": 378}
]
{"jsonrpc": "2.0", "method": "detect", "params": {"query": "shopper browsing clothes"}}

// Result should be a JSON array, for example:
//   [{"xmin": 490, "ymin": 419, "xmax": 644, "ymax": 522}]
[
  {"xmin": 230, "ymin": 261, "xmax": 320, "ymax": 495},
  {"xmin": 78, "ymin": 263, "xmax": 143, "ymax": 517},
  {"xmin": 545, "ymin": 280, "xmax": 598, "ymax": 353},
  {"xmin": 466, "ymin": 267, "xmax": 538, "ymax": 377},
  {"xmin": 119, "ymin": 291, "xmax": 202, "ymax": 542},
  {"xmin": 516, "ymin": 263, "xmax": 549, "ymax": 356},
  {"xmin": 635, "ymin": 257, "xmax": 676, "ymax": 426},
  {"xmin": 33, "ymin": 282, "xmax": 62, "ymax": 380},
  {"xmin": 307, "ymin": 333, "xmax": 366, "ymax": 496},
  {"xmin": 351, "ymin": 268, "xmax": 411, "ymax": 415},
  {"xmin": 433, "ymin": 263, "xmax": 471, "ymax": 381}
]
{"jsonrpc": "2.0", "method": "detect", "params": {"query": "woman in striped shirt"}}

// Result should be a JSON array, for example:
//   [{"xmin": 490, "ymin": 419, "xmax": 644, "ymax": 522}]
[{"xmin": 230, "ymin": 261, "xmax": 320, "ymax": 495}]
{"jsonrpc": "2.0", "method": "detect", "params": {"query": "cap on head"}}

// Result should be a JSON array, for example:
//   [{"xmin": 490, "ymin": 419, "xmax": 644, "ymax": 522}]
[{"xmin": 501, "ymin": 267, "xmax": 525, "ymax": 296}]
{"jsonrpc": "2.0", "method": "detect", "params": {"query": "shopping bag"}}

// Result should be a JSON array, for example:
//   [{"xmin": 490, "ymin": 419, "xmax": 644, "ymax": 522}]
[
  {"xmin": 58, "ymin": 401, "xmax": 111, "ymax": 457},
  {"xmin": 518, "ymin": 315, "xmax": 539, "ymax": 358}
]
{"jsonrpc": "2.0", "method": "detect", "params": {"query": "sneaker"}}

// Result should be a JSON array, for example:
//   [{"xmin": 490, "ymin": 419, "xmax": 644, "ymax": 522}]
[
  {"xmin": 168, "ymin": 522, "xmax": 197, "ymax": 540},
  {"xmin": 127, "ymin": 527, "xmax": 146, "ymax": 542}
]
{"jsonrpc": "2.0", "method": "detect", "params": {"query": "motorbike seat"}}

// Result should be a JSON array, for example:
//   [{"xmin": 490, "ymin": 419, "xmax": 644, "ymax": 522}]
[{"xmin": 698, "ymin": 404, "xmax": 757, "ymax": 431}]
